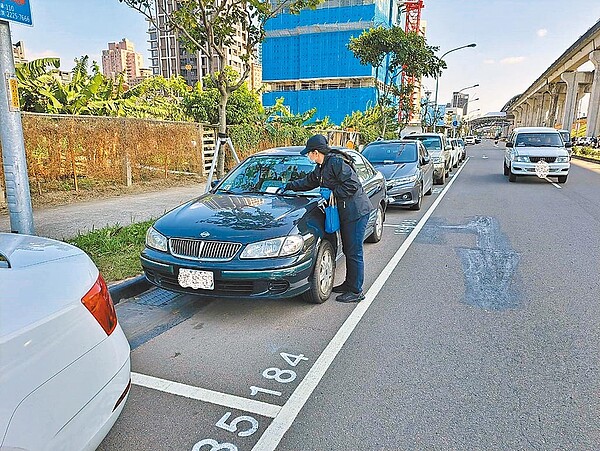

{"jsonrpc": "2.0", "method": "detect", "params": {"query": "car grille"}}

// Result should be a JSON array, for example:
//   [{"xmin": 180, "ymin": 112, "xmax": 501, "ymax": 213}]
[
  {"xmin": 529, "ymin": 156, "xmax": 556, "ymax": 163},
  {"xmin": 170, "ymin": 238, "xmax": 241, "ymax": 261}
]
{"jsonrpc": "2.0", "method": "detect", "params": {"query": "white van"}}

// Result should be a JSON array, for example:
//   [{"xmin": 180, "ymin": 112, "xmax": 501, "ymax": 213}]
[{"xmin": 504, "ymin": 127, "xmax": 571, "ymax": 183}]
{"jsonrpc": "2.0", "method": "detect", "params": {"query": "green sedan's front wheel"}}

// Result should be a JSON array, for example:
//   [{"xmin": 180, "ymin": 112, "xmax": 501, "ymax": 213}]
[{"xmin": 303, "ymin": 240, "xmax": 335, "ymax": 304}]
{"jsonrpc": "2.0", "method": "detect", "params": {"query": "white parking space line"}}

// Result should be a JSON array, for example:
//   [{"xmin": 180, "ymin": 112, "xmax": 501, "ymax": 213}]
[
  {"xmin": 252, "ymin": 159, "xmax": 470, "ymax": 450},
  {"xmin": 131, "ymin": 372, "xmax": 281, "ymax": 418}
]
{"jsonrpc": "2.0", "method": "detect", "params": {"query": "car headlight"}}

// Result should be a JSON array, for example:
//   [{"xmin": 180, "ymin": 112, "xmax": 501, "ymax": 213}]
[
  {"xmin": 514, "ymin": 155, "xmax": 529, "ymax": 162},
  {"xmin": 240, "ymin": 235, "xmax": 304, "ymax": 259},
  {"xmin": 146, "ymin": 227, "xmax": 168, "ymax": 252},
  {"xmin": 555, "ymin": 156, "xmax": 569, "ymax": 163},
  {"xmin": 388, "ymin": 175, "xmax": 418, "ymax": 187}
]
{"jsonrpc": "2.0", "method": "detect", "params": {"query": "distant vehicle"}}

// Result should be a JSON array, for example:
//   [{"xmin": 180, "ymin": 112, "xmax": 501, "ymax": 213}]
[
  {"xmin": 402, "ymin": 133, "xmax": 452, "ymax": 184},
  {"xmin": 474, "ymin": 136, "xmax": 481, "ymax": 144},
  {"xmin": 361, "ymin": 139, "xmax": 434, "ymax": 210},
  {"xmin": 464, "ymin": 135, "xmax": 476, "ymax": 145},
  {"xmin": 141, "ymin": 147, "xmax": 387, "ymax": 304},
  {"xmin": 0, "ymin": 233, "xmax": 131, "ymax": 450},
  {"xmin": 504, "ymin": 127, "xmax": 571, "ymax": 183},
  {"xmin": 557, "ymin": 129, "xmax": 573, "ymax": 156}
]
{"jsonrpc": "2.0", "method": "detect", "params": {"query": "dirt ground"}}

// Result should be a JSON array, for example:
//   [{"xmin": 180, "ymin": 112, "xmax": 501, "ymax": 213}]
[{"xmin": 0, "ymin": 175, "xmax": 206, "ymax": 213}]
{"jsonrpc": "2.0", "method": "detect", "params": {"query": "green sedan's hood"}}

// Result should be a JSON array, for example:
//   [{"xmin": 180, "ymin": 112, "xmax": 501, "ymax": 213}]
[{"xmin": 153, "ymin": 192, "xmax": 321, "ymax": 243}]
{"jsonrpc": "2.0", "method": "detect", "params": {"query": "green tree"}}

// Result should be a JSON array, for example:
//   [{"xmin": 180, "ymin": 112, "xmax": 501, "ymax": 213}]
[
  {"xmin": 123, "ymin": 75, "xmax": 191, "ymax": 121},
  {"xmin": 16, "ymin": 56, "xmax": 127, "ymax": 116},
  {"xmin": 184, "ymin": 69, "xmax": 264, "ymax": 125},
  {"xmin": 348, "ymin": 26, "xmax": 445, "ymax": 136},
  {"xmin": 120, "ymin": 0, "xmax": 323, "ymax": 176}
]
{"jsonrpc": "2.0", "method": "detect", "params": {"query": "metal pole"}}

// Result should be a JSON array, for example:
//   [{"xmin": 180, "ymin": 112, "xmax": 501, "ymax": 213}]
[
  {"xmin": 433, "ymin": 43, "xmax": 476, "ymax": 133},
  {"xmin": 0, "ymin": 20, "xmax": 35, "ymax": 234}
]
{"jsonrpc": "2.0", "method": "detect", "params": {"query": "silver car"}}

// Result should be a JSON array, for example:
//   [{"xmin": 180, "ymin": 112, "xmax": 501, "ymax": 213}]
[
  {"xmin": 403, "ymin": 133, "xmax": 452, "ymax": 185},
  {"xmin": 361, "ymin": 140, "xmax": 434, "ymax": 210}
]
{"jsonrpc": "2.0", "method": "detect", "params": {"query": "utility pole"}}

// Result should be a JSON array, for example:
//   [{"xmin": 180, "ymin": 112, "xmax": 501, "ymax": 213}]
[{"xmin": 0, "ymin": 13, "xmax": 35, "ymax": 234}]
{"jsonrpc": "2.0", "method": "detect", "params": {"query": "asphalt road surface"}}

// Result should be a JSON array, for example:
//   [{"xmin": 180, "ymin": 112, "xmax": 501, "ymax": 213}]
[{"xmin": 99, "ymin": 140, "xmax": 600, "ymax": 450}]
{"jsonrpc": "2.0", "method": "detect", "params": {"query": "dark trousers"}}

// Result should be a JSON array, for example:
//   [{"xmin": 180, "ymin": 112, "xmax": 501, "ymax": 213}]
[{"xmin": 340, "ymin": 214, "xmax": 369, "ymax": 293}]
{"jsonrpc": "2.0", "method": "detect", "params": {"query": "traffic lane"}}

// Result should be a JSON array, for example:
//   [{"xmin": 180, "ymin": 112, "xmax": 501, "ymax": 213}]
[
  {"xmin": 100, "ymin": 179, "xmax": 448, "ymax": 449},
  {"xmin": 98, "ymin": 385, "xmax": 274, "ymax": 451},
  {"xmin": 276, "ymin": 146, "xmax": 600, "ymax": 449}
]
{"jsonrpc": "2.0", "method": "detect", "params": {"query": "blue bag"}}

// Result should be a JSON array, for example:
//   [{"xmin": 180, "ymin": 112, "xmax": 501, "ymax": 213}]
[{"xmin": 324, "ymin": 192, "xmax": 340, "ymax": 233}]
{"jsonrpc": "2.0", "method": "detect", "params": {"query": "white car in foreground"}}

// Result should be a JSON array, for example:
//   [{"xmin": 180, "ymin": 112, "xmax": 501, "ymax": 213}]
[
  {"xmin": 504, "ymin": 127, "xmax": 571, "ymax": 183},
  {"xmin": 0, "ymin": 233, "xmax": 131, "ymax": 450}
]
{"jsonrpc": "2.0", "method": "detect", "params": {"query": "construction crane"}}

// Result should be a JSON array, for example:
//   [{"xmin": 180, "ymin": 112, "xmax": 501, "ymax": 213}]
[{"xmin": 399, "ymin": 0, "xmax": 424, "ymax": 123}]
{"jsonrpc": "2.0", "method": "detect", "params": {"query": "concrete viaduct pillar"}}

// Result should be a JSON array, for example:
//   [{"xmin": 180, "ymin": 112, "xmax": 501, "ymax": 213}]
[
  {"xmin": 561, "ymin": 72, "xmax": 588, "ymax": 132},
  {"xmin": 547, "ymin": 83, "xmax": 560, "ymax": 128},
  {"xmin": 561, "ymin": 72, "xmax": 579, "ymax": 132},
  {"xmin": 587, "ymin": 50, "xmax": 600, "ymax": 137}
]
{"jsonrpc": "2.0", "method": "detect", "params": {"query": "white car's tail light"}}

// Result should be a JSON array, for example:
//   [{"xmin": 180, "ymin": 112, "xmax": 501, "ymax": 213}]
[{"xmin": 81, "ymin": 274, "xmax": 117, "ymax": 335}]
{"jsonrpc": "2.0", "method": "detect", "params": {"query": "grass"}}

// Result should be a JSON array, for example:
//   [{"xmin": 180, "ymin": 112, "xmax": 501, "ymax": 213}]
[{"xmin": 68, "ymin": 220, "xmax": 155, "ymax": 283}]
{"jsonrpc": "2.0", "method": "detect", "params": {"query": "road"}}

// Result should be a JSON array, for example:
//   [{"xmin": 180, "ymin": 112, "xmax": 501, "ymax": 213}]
[{"xmin": 99, "ymin": 140, "xmax": 600, "ymax": 450}]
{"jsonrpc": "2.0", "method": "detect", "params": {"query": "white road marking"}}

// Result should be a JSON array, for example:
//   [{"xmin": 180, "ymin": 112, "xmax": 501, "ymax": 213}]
[
  {"xmin": 131, "ymin": 372, "xmax": 281, "ymax": 418},
  {"xmin": 544, "ymin": 177, "xmax": 562, "ymax": 189},
  {"xmin": 252, "ymin": 159, "xmax": 470, "ymax": 450}
]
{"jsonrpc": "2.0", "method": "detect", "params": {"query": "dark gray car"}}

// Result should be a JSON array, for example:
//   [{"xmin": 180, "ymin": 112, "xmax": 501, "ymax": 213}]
[{"xmin": 361, "ymin": 140, "xmax": 434, "ymax": 210}]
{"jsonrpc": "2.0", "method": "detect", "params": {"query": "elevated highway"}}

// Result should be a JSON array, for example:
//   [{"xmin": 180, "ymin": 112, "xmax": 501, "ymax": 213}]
[{"xmin": 503, "ymin": 19, "xmax": 600, "ymax": 137}]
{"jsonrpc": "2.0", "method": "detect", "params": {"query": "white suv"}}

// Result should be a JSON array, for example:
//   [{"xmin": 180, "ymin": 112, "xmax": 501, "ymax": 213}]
[{"xmin": 504, "ymin": 127, "xmax": 571, "ymax": 183}]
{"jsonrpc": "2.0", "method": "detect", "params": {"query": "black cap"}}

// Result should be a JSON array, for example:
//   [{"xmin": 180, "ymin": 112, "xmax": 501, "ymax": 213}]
[{"xmin": 300, "ymin": 134, "xmax": 330, "ymax": 155}]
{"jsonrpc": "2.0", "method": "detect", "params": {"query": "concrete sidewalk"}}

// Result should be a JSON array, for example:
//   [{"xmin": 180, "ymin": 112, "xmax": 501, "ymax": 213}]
[
  {"xmin": 0, "ymin": 184, "xmax": 205, "ymax": 240},
  {"xmin": 1, "ymin": 183, "xmax": 205, "ymax": 301}
]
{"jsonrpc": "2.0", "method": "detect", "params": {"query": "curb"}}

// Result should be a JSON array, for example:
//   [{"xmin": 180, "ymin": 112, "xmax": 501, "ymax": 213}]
[
  {"xmin": 572, "ymin": 155, "xmax": 600, "ymax": 165},
  {"xmin": 108, "ymin": 274, "xmax": 152, "ymax": 305}
]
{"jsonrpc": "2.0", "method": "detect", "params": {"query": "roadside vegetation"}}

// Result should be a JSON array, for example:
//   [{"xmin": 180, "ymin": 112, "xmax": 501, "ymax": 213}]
[
  {"xmin": 68, "ymin": 220, "xmax": 153, "ymax": 283},
  {"xmin": 572, "ymin": 145, "xmax": 600, "ymax": 161}
]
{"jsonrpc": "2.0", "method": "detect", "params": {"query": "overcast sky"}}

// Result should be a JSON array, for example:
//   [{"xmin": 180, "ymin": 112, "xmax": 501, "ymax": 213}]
[{"xmin": 9, "ymin": 0, "xmax": 600, "ymax": 118}]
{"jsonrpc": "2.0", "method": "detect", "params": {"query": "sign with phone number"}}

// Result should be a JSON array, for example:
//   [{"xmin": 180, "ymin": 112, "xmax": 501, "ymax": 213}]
[{"xmin": 0, "ymin": 0, "xmax": 32, "ymax": 26}]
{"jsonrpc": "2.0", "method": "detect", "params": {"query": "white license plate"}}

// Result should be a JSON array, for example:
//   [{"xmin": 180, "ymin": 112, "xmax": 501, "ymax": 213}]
[{"xmin": 178, "ymin": 268, "xmax": 214, "ymax": 290}]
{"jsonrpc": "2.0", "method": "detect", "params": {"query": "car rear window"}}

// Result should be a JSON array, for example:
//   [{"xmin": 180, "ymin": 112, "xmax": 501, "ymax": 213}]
[
  {"xmin": 362, "ymin": 142, "xmax": 418, "ymax": 163},
  {"xmin": 404, "ymin": 136, "xmax": 442, "ymax": 151}
]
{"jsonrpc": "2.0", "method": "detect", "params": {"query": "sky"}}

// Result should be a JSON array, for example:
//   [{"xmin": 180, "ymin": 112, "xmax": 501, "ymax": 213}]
[{"xmin": 7, "ymin": 0, "xmax": 600, "ymax": 119}]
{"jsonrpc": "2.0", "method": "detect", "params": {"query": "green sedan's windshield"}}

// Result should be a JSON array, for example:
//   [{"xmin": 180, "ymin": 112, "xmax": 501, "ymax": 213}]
[
  {"xmin": 218, "ymin": 156, "xmax": 315, "ymax": 194},
  {"xmin": 362, "ymin": 142, "xmax": 418, "ymax": 163}
]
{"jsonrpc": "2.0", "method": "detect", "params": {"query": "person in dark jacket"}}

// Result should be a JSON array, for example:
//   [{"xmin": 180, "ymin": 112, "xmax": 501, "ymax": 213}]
[{"xmin": 282, "ymin": 134, "xmax": 373, "ymax": 303}]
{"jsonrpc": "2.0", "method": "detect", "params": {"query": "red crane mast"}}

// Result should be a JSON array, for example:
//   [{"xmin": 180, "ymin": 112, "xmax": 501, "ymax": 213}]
[{"xmin": 399, "ymin": 0, "xmax": 424, "ymax": 123}]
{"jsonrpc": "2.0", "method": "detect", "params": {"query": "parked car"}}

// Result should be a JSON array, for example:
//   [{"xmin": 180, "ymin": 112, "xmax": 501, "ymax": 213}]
[
  {"xmin": 361, "ymin": 139, "xmax": 433, "ymax": 210},
  {"xmin": 0, "ymin": 233, "xmax": 131, "ymax": 451},
  {"xmin": 504, "ymin": 127, "xmax": 571, "ymax": 183},
  {"xmin": 140, "ymin": 147, "xmax": 387, "ymax": 304},
  {"xmin": 403, "ymin": 132, "xmax": 452, "ymax": 184},
  {"xmin": 450, "ymin": 137, "xmax": 466, "ymax": 164}
]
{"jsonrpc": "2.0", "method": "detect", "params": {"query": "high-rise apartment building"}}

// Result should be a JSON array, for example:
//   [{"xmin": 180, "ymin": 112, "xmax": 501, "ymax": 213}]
[
  {"xmin": 148, "ymin": 0, "xmax": 250, "ymax": 87},
  {"xmin": 12, "ymin": 41, "xmax": 27, "ymax": 64},
  {"xmin": 262, "ymin": 0, "xmax": 400, "ymax": 124},
  {"xmin": 101, "ymin": 38, "xmax": 146, "ymax": 85}
]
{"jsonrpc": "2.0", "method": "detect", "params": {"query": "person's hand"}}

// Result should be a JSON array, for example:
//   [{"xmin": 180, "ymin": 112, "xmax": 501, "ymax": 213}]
[{"xmin": 319, "ymin": 187, "xmax": 332, "ymax": 200}]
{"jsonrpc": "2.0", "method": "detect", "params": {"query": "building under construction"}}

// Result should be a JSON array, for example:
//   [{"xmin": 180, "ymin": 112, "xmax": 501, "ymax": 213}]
[{"xmin": 262, "ymin": 0, "xmax": 401, "ymax": 124}]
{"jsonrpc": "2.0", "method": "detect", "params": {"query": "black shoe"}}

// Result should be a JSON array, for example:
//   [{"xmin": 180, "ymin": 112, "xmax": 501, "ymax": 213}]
[
  {"xmin": 336, "ymin": 291, "xmax": 365, "ymax": 303},
  {"xmin": 332, "ymin": 282, "xmax": 349, "ymax": 293}
]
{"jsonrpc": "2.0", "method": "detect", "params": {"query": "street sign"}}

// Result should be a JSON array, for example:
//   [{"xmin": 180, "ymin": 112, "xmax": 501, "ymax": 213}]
[
  {"xmin": 0, "ymin": 0, "xmax": 32, "ymax": 26},
  {"xmin": 452, "ymin": 120, "xmax": 458, "ymax": 127},
  {"xmin": 5, "ymin": 73, "xmax": 19, "ymax": 111}
]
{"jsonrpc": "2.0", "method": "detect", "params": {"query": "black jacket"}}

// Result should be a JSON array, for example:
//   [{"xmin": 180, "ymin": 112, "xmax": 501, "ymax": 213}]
[{"xmin": 286, "ymin": 151, "xmax": 373, "ymax": 222}]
